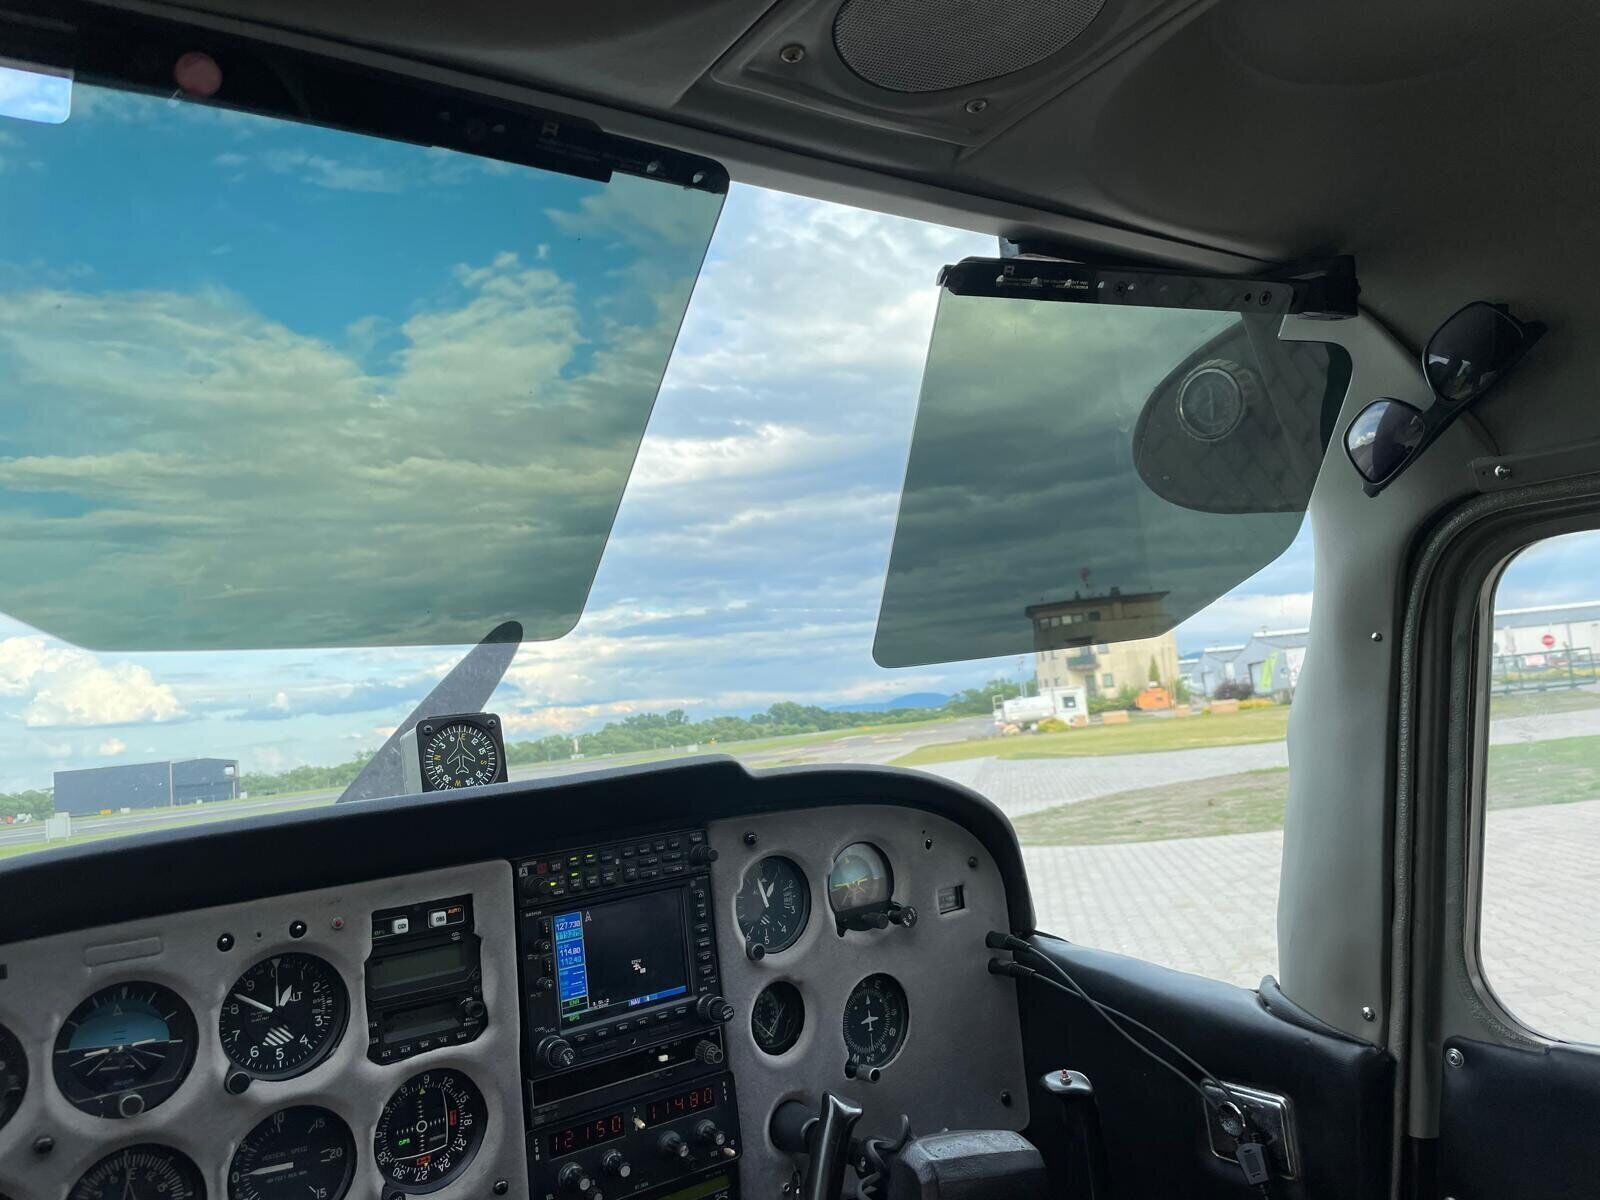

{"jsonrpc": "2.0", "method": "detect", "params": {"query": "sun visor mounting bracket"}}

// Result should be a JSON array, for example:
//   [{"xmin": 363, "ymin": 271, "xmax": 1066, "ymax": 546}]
[{"xmin": 960, "ymin": 246, "xmax": 1358, "ymax": 319}]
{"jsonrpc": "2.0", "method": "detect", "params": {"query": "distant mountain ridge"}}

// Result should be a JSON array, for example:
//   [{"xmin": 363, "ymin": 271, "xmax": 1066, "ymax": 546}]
[{"xmin": 827, "ymin": 692, "xmax": 949, "ymax": 713}]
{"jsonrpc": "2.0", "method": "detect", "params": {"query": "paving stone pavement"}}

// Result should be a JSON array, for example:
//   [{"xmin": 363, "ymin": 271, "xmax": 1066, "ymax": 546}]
[
  {"xmin": 914, "ymin": 718, "xmax": 1600, "ymax": 1044},
  {"xmin": 1021, "ymin": 799, "xmax": 1600, "ymax": 1045}
]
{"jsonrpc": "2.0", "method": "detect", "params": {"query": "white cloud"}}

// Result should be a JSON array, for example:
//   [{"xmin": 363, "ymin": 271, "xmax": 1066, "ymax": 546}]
[
  {"xmin": 98, "ymin": 736, "xmax": 126, "ymax": 756},
  {"xmin": 0, "ymin": 635, "xmax": 183, "ymax": 728}
]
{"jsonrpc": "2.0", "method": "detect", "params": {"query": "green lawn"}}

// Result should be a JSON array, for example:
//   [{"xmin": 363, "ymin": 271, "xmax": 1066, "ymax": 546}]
[
  {"xmin": 1014, "ymin": 732, "xmax": 1600, "ymax": 846},
  {"xmin": 892, "ymin": 706, "xmax": 1290, "ymax": 768},
  {"xmin": 1488, "ymin": 688, "xmax": 1600, "ymax": 718},
  {"xmin": 1014, "ymin": 768, "xmax": 1289, "ymax": 845}
]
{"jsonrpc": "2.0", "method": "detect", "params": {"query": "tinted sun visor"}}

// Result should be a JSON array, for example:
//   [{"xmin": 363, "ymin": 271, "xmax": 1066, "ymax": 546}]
[
  {"xmin": 873, "ymin": 274, "xmax": 1352, "ymax": 668},
  {"xmin": 0, "ymin": 16, "xmax": 724, "ymax": 651}
]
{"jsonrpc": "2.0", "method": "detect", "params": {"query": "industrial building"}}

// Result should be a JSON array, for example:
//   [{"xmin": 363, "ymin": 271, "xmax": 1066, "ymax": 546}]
[
  {"xmin": 53, "ymin": 758, "xmax": 239, "ymax": 817},
  {"xmin": 1183, "ymin": 631, "xmax": 1310, "ymax": 699}
]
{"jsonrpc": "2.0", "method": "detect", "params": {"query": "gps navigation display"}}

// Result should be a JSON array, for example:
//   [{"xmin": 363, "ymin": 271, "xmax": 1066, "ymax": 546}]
[{"xmin": 554, "ymin": 890, "xmax": 690, "ymax": 1025}]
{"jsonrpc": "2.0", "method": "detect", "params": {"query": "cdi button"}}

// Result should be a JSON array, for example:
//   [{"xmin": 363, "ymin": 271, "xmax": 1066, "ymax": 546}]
[{"xmin": 391, "ymin": 917, "xmax": 411, "ymax": 935}]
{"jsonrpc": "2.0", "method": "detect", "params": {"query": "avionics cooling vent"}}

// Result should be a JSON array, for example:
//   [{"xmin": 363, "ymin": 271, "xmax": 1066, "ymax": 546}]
[{"xmin": 832, "ymin": 0, "xmax": 1108, "ymax": 93}]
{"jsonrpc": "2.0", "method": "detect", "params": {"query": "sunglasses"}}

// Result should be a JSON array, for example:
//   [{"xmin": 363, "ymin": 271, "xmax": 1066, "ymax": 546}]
[{"xmin": 1344, "ymin": 301, "xmax": 1545, "ymax": 496}]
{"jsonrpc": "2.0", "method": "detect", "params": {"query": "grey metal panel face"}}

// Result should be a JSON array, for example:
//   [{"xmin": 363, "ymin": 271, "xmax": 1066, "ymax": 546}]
[
  {"xmin": 1276, "ymin": 311, "xmax": 1494, "ymax": 1043},
  {"xmin": 708, "ymin": 805, "xmax": 1028, "ymax": 1200},
  {"xmin": 0, "ymin": 860, "xmax": 529, "ymax": 1200}
]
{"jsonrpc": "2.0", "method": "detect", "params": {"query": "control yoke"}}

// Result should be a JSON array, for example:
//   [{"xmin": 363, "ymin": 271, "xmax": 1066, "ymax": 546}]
[{"xmin": 771, "ymin": 1094, "xmax": 865, "ymax": 1200}]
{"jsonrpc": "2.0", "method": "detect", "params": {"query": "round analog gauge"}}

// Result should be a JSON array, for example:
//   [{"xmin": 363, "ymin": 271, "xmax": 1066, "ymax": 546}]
[
  {"xmin": 70, "ymin": 1145, "xmax": 206, "ymax": 1200},
  {"xmin": 54, "ymin": 981, "xmax": 198, "ymax": 1118},
  {"xmin": 751, "ymin": 981, "xmax": 804, "ymax": 1056},
  {"xmin": 229, "ymin": 1106, "xmax": 356, "ymax": 1200},
  {"xmin": 0, "ymin": 1021, "xmax": 27, "ymax": 1131},
  {"xmin": 734, "ymin": 856, "xmax": 810, "ymax": 954},
  {"xmin": 842, "ymin": 974, "xmax": 908, "ymax": 1070},
  {"xmin": 422, "ymin": 721, "xmax": 501, "ymax": 790},
  {"xmin": 373, "ymin": 1069, "xmax": 487, "ymax": 1193},
  {"xmin": 827, "ymin": 842, "xmax": 893, "ymax": 922},
  {"xmin": 220, "ymin": 952, "xmax": 348, "ymax": 1078}
]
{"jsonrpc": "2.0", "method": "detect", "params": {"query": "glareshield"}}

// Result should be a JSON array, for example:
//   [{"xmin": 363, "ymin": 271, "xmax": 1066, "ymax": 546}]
[
  {"xmin": 0, "ymin": 81, "xmax": 723, "ymax": 650},
  {"xmin": 873, "ymin": 295, "xmax": 1351, "ymax": 667}
]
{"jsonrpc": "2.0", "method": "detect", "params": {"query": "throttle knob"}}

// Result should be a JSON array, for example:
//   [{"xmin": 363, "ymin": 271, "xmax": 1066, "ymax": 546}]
[
  {"xmin": 693, "ymin": 1039, "xmax": 725, "ymax": 1066},
  {"xmin": 696, "ymin": 994, "xmax": 735, "ymax": 1023},
  {"xmin": 539, "ymin": 1035, "xmax": 577, "ymax": 1069},
  {"xmin": 694, "ymin": 1119, "xmax": 726, "ymax": 1147},
  {"xmin": 558, "ymin": 1164, "xmax": 592, "ymax": 1195},
  {"xmin": 657, "ymin": 1131, "xmax": 690, "ymax": 1160},
  {"xmin": 601, "ymin": 1151, "xmax": 632, "ymax": 1179}
]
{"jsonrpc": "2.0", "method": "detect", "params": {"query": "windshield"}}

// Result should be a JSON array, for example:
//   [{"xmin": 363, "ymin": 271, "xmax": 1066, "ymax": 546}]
[{"xmin": 12, "ymin": 69, "xmax": 1550, "ymax": 1000}]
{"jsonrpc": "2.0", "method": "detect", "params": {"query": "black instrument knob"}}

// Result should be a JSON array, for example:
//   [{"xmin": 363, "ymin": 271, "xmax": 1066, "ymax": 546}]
[
  {"xmin": 693, "ymin": 1119, "xmax": 726, "ymax": 1147},
  {"xmin": 537, "ymin": 977, "xmax": 555, "ymax": 993},
  {"xmin": 601, "ymin": 1151, "xmax": 631, "ymax": 1179},
  {"xmin": 539, "ymin": 1035, "xmax": 577, "ymax": 1069},
  {"xmin": 689, "ymin": 844, "xmax": 719, "ymax": 866},
  {"xmin": 693, "ymin": 1039, "xmax": 725, "ymax": 1066},
  {"xmin": 657, "ymin": 1131, "xmax": 690, "ymax": 1160},
  {"xmin": 558, "ymin": 1164, "xmax": 592, "ymax": 1195},
  {"xmin": 460, "ymin": 996, "xmax": 486, "ymax": 1019},
  {"xmin": 697, "ymin": 994, "xmax": 735, "ymax": 1023},
  {"xmin": 889, "ymin": 904, "xmax": 918, "ymax": 928},
  {"xmin": 537, "ymin": 939, "xmax": 553, "ymax": 953}
]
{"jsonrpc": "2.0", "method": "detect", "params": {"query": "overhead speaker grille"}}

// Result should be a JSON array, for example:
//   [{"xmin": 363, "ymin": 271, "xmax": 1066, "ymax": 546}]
[{"xmin": 832, "ymin": 0, "xmax": 1107, "ymax": 94}]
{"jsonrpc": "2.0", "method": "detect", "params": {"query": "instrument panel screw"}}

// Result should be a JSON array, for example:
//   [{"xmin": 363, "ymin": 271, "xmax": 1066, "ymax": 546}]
[
  {"xmin": 1493, "ymin": 464, "xmax": 1512, "ymax": 480},
  {"xmin": 216, "ymin": 933, "xmax": 234, "ymax": 952},
  {"xmin": 965, "ymin": 98, "xmax": 989, "ymax": 114},
  {"xmin": 1361, "ymin": 1006, "xmax": 1376, "ymax": 1021},
  {"xmin": 967, "ymin": 856, "xmax": 979, "ymax": 869},
  {"xmin": 999, "ymin": 1090, "xmax": 1013, "ymax": 1106},
  {"xmin": 1445, "ymin": 1047, "xmax": 1465, "ymax": 1068},
  {"xmin": 289, "ymin": 920, "xmax": 307, "ymax": 939},
  {"xmin": 779, "ymin": 44, "xmax": 805, "ymax": 64},
  {"xmin": 743, "ymin": 831, "xmax": 757, "ymax": 846},
  {"xmin": 493, "ymin": 1181, "xmax": 510, "ymax": 1196},
  {"xmin": 31, "ymin": 1135, "xmax": 53, "ymax": 1156},
  {"xmin": 1370, "ymin": 631, "xmax": 1383, "ymax": 642}
]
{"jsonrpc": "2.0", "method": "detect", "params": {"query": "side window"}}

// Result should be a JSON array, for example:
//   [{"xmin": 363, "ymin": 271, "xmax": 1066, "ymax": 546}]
[{"xmin": 1478, "ymin": 529, "xmax": 1600, "ymax": 1044}]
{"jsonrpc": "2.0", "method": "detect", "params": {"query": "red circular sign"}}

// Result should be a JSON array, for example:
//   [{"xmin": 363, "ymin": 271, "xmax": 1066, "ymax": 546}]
[{"xmin": 1542, "ymin": 633, "xmax": 1557, "ymax": 648}]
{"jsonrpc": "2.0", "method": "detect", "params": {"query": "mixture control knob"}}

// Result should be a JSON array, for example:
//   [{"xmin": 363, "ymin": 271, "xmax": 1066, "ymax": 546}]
[
  {"xmin": 689, "ymin": 844, "xmax": 719, "ymax": 866},
  {"xmin": 539, "ymin": 1035, "xmax": 577, "ymax": 1069},
  {"xmin": 657, "ymin": 1131, "xmax": 690, "ymax": 1161},
  {"xmin": 696, "ymin": 994, "xmax": 735, "ymax": 1024},
  {"xmin": 693, "ymin": 1039, "xmax": 724, "ymax": 1066},
  {"xmin": 693, "ymin": 1119, "xmax": 726, "ymax": 1148},
  {"xmin": 557, "ymin": 1164, "xmax": 592, "ymax": 1195},
  {"xmin": 601, "ymin": 1151, "xmax": 632, "ymax": 1179}
]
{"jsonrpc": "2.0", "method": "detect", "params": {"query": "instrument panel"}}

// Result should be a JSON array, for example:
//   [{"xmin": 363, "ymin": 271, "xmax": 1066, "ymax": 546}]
[
  {"xmin": 0, "ymin": 772, "xmax": 1029, "ymax": 1200},
  {"xmin": 0, "ymin": 861, "xmax": 526, "ymax": 1200}
]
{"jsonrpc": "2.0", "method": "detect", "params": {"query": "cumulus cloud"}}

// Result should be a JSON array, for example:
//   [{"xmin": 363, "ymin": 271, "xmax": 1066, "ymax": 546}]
[
  {"xmin": 0, "ymin": 635, "xmax": 183, "ymax": 727},
  {"xmin": 0, "ymin": 164, "xmax": 718, "ymax": 651},
  {"xmin": 98, "ymin": 737, "xmax": 126, "ymax": 756}
]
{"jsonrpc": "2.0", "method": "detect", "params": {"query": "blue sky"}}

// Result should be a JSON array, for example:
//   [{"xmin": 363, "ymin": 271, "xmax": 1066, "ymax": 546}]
[{"xmin": 0, "ymin": 80, "xmax": 1588, "ymax": 791}]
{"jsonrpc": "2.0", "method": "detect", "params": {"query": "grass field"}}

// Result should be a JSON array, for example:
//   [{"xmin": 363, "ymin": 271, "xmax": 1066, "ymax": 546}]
[
  {"xmin": 891, "ymin": 706, "xmax": 1291, "ymax": 768},
  {"xmin": 1014, "ymin": 732, "xmax": 1600, "ymax": 845},
  {"xmin": 1489, "ymin": 688, "xmax": 1600, "ymax": 718}
]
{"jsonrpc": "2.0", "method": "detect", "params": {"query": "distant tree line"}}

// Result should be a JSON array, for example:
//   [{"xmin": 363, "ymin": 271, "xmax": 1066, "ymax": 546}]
[
  {"xmin": 0, "ymin": 680, "xmax": 1030, "ymax": 816},
  {"xmin": 506, "ymin": 683, "xmax": 1026, "ymax": 763}
]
